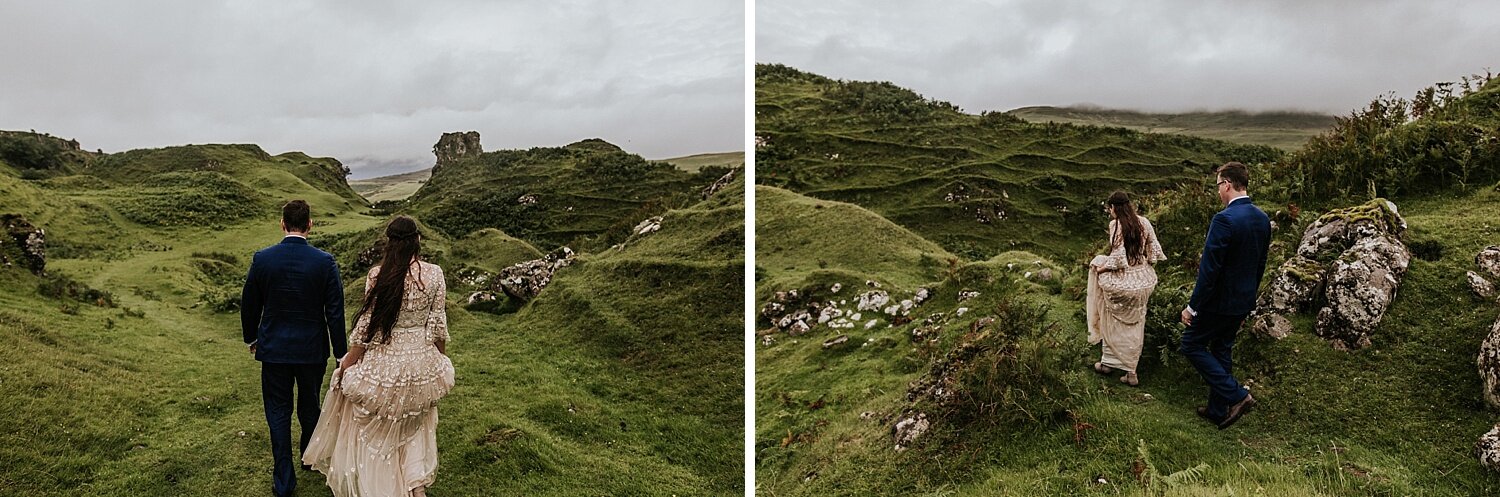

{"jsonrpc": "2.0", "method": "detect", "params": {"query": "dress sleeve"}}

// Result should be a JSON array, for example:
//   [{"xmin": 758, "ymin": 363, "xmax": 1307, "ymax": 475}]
[
  {"xmin": 1144, "ymin": 217, "xmax": 1167, "ymax": 264},
  {"xmin": 349, "ymin": 266, "xmax": 379, "ymax": 347},
  {"xmin": 1092, "ymin": 220, "xmax": 1130, "ymax": 272},
  {"xmin": 427, "ymin": 264, "xmax": 450, "ymax": 344}
]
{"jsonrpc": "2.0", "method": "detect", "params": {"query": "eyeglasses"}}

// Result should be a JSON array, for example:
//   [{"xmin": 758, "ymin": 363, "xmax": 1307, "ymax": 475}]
[{"xmin": 1214, "ymin": 180, "xmax": 1229, "ymax": 189}]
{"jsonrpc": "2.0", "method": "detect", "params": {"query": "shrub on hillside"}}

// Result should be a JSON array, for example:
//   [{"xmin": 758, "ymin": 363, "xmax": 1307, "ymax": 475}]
[
  {"xmin": 913, "ymin": 295, "xmax": 1071, "ymax": 429},
  {"xmin": 1273, "ymin": 72, "xmax": 1499, "ymax": 203},
  {"xmin": 0, "ymin": 134, "xmax": 66, "ymax": 170},
  {"xmin": 38, "ymin": 273, "xmax": 116, "ymax": 308},
  {"xmin": 826, "ymin": 80, "xmax": 958, "ymax": 121},
  {"xmin": 116, "ymin": 172, "xmax": 265, "ymax": 226}
]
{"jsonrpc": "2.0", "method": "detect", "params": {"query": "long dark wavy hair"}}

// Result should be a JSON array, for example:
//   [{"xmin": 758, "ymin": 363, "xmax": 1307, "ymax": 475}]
[
  {"xmin": 1106, "ymin": 191, "xmax": 1147, "ymax": 266},
  {"xmin": 355, "ymin": 216, "xmax": 423, "ymax": 345}
]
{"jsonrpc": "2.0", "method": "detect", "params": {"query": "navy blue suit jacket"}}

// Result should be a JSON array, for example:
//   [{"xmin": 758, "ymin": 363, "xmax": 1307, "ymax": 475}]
[
  {"xmin": 241, "ymin": 236, "xmax": 347, "ymax": 364},
  {"xmin": 1188, "ymin": 197, "xmax": 1272, "ymax": 316}
]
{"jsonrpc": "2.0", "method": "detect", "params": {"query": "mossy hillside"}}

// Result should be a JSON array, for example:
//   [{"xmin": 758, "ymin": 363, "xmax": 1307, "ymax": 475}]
[
  {"xmin": 755, "ymin": 185, "xmax": 956, "ymax": 295},
  {"xmin": 448, "ymin": 228, "xmax": 544, "ymax": 274},
  {"xmin": 755, "ymin": 63, "xmax": 1282, "ymax": 262},
  {"xmin": 1009, "ymin": 106, "xmax": 1337, "ymax": 151},
  {"xmin": 402, "ymin": 139, "xmax": 719, "ymax": 252},
  {"xmin": 755, "ymin": 66, "xmax": 1500, "ymax": 495},
  {"xmin": 1, "ymin": 133, "xmax": 745, "ymax": 496}
]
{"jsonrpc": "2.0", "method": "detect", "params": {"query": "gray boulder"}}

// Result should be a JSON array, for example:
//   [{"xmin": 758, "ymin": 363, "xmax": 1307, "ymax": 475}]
[
  {"xmin": 494, "ymin": 247, "xmax": 575, "ymax": 301},
  {"xmin": 1477, "ymin": 422, "xmax": 1500, "ymax": 472},
  {"xmin": 1478, "ymin": 246, "xmax": 1500, "ymax": 279},
  {"xmin": 1470, "ymin": 271, "xmax": 1497, "ymax": 301},
  {"xmin": 1314, "ymin": 234, "xmax": 1410, "ymax": 350},
  {"xmin": 1477, "ymin": 315, "xmax": 1500, "ymax": 410},
  {"xmin": 1296, "ymin": 199, "xmax": 1406, "ymax": 263}
]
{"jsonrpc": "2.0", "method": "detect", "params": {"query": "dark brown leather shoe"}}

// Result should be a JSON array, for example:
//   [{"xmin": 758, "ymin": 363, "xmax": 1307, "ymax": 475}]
[
  {"xmin": 1195, "ymin": 406, "xmax": 1221, "ymax": 424},
  {"xmin": 1217, "ymin": 394, "xmax": 1256, "ymax": 430}
]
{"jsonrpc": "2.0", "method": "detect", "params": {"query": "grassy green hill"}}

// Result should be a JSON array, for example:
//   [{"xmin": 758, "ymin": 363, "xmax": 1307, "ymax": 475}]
[
  {"xmin": 349, "ymin": 167, "xmax": 431, "ymax": 203},
  {"xmin": 399, "ymin": 138, "xmax": 736, "ymax": 253},
  {"xmin": 1010, "ymin": 106, "xmax": 1336, "ymax": 151},
  {"xmin": 0, "ymin": 132, "xmax": 743, "ymax": 496},
  {"xmin": 754, "ymin": 65, "xmax": 1500, "ymax": 495},
  {"xmin": 754, "ymin": 64, "xmax": 1281, "ymax": 262},
  {"xmin": 348, "ymin": 151, "xmax": 742, "ymax": 204},
  {"xmin": 662, "ymin": 151, "xmax": 746, "ymax": 172}
]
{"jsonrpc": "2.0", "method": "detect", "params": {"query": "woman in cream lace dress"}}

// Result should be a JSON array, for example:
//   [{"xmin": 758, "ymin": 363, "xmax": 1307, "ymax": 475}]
[
  {"xmin": 1086, "ymin": 191, "xmax": 1166, "ymax": 386},
  {"xmin": 304, "ymin": 216, "xmax": 454, "ymax": 497}
]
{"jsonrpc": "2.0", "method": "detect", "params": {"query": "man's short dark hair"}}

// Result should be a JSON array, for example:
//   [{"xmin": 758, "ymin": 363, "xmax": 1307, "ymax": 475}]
[
  {"xmin": 1216, "ymin": 162, "xmax": 1250, "ymax": 191},
  {"xmin": 282, "ymin": 200, "xmax": 311, "ymax": 232}
]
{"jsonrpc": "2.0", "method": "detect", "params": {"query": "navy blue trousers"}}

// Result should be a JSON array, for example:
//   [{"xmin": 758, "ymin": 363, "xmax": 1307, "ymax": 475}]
[
  {"xmin": 261, "ymin": 362, "xmax": 325, "ymax": 496},
  {"xmin": 1179, "ymin": 312, "xmax": 1250, "ymax": 420}
]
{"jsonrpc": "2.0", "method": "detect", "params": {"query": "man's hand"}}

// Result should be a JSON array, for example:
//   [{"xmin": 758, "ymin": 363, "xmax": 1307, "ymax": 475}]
[
  {"xmin": 1180, "ymin": 308, "xmax": 1194, "ymax": 326},
  {"xmin": 248, "ymin": 342, "xmax": 257, "ymax": 354}
]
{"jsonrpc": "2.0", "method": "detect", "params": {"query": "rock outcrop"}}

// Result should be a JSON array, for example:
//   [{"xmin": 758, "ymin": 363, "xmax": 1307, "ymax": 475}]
[
  {"xmin": 1252, "ymin": 199, "xmax": 1410, "ymax": 349},
  {"xmin": 432, "ymin": 131, "xmax": 482, "ymax": 170},
  {"xmin": 2, "ymin": 214, "xmax": 46, "ymax": 275},
  {"xmin": 701, "ymin": 169, "xmax": 738, "ymax": 199},
  {"xmin": 494, "ymin": 247, "xmax": 575, "ymax": 301}
]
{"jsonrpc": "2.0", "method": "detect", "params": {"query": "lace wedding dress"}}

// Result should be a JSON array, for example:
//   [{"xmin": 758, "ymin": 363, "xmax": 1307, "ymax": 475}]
[
  {"xmin": 1086, "ymin": 217, "xmax": 1167, "ymax": 373},
  {"xmin": 304, "ymin": 261, "xmax": 454, "ymax": 497}
]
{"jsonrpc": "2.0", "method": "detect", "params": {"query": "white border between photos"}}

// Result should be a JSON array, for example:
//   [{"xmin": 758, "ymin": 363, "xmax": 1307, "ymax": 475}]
[{"xmin": 743, "ymin": 0, "xmax": 756, "ymax": 493}]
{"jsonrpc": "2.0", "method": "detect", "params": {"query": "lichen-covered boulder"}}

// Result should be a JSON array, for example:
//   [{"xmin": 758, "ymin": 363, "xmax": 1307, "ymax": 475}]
[
  {"xmin": 1477, "ymin": 316, "xmax": 1500, "ymax": 410},
  {"xmin": 1314, "ymin": 235, "xmax": 1410, "ymax": 350},
  {"xmin": 1260, "ymin": 255, "xmax": 1325, "ymax": 314},
  {"xmin": 1477, "ymin": 422, "xmax": 1500, "ymax": 471},
  {"xmin": 892, "ymin": 411, "xmax": 929, "ymax": 452},
  {"xmin": 1477, "ymin": 246, "xmax": 1500, "ymax": 279},
  {"xmin": 493, "ymin": 247, "xmax": 575, "ymax": 301},
  {"xmin": 1296, "ymin": 199, "xmax": 1406, "ymax": 263},
  {"xmin": 1470, "ymin": 271, "xmax": 1497, "ymax": 301}
]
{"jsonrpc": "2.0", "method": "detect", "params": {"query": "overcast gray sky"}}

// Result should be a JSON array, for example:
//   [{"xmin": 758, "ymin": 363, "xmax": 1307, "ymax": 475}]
[
  {"xmin": 0, "ymin": 0, "xmax": 743, "ymax": 178},
  {"xmin": 758, "ymin": 0, "xmax": 1499, "ymax": 116}
]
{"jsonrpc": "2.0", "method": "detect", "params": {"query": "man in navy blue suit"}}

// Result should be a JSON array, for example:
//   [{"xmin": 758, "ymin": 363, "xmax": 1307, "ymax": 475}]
[
  {"xmin": 1180, "ymin": 162, "xmax": 1271, "ymax": 430},
  {"xmin": 241, "ymin": 200, "xmax": 346, "ymax": 497}
]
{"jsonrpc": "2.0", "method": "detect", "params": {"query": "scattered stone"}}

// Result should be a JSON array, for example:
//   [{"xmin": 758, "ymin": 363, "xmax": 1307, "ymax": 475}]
[
  {"xmin": 1250, "ymin": 313, "xmax": 1292, "ymax": 340},
  {"xmin": 700, "ymin": 168, "xmax": 737, "ymax": 199},
  {"xmin": 1, "ymin": 214, "xmax": 46, "ymax": 275},
  {"xmin": 866, "ymin": 280, "xmax": 881, "ymax": 288},
  {"xmin": 1479, "ymin": 246, "xmax": 1500, "ymax": 279},
  {"xmin": 830, "ymin": 283, "xmax": 842, "ymax": 294},
  {"xmin": 955, "ymin": 307, "xmax": 969, "ymax": 317},
  {"xmin": 1477, "ymin": 316, "xmax": 1500, "ymax": 410},
  {"xmin": 822, "ymin": 335, "xmax": 849, "ymax": 349},
  {"xmin": 631, "ymin": 216, "xmax": 663, "ymax": 236},
  {"xmin": 865, "ymin": 319, "xmax": 879, "ymax": 330},
  {"xmin": 856, "ymin": 290, "xmax": 890, "ymax": 312},
  {"xmin": 761, "ymin": 334, "xmax": 775, "ymax": 347},
  {"xmin": 516, "ymin": 194, "xmax": 539, "ymax": 205},
  {"xmin": 913, "ymin": 288, "xmax": 931, "ymax": 304},
  {"xmin": 892, "ymin": 412, "xmax": 929, "ymax": 451},
  {"xmin": 957, "ymin": 290, "xmax": 980, "ymax": 302},
  {"xmin": 1036, "ymin": 268, "xmax": 1054, "ymax": 281},
  {"xmin": 494, "ymin": 247, "xmax": 575, "ymax": 301},
  {"xmin": 1471, "ymin": 271, "xmax": 1497, "ymax": 300},
  {"xmin": 1477, "ymin": 423, "xmax": 1500, "ymax": 472},
  {"xmin": 465, "ymin": 292, "xmax": 497, "ymax": 305},
  {"xmin": 859, "ymin": 411, "xmax": 876, "ymax": 420}
]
